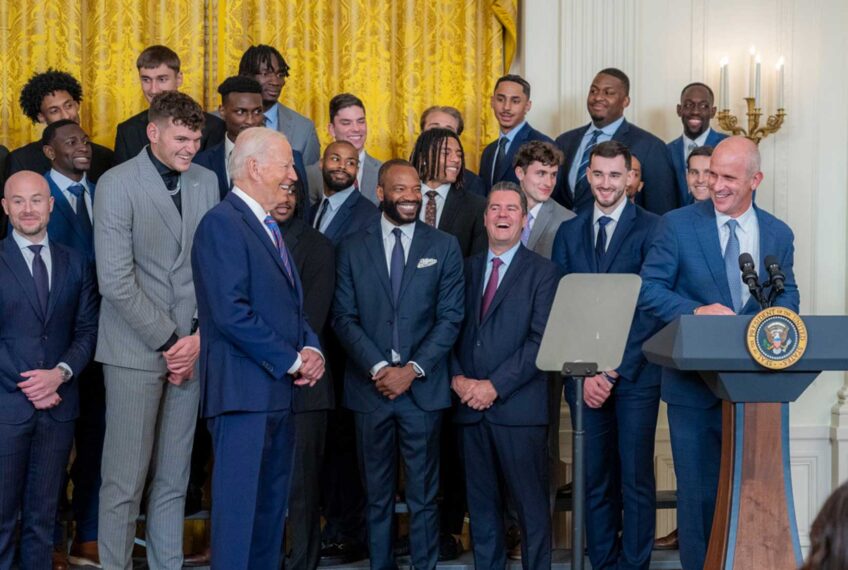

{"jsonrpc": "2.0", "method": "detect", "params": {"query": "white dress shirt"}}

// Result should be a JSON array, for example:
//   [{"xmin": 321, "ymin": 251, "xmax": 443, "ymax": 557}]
[
  {"xmin": 682, "ymin": 127, "xmax": 712, "ymax": 163},
  {"xmin": 592, "ymin": 197, "xmax": 628, "ymax": 251},
  {"xmin": 418, "ymin": 182, "xmax": 451, "ymax": 226},
  {"xmin": 715, "ymin": 204, "xmax": 760, "ymax": 308},
  {"xmin": 50, "ymin": 169, "xmax": 93, "ymax": 221},
  {"xmin": 224, "ymin": 135, "xmax": 236, "ymax": 184}
]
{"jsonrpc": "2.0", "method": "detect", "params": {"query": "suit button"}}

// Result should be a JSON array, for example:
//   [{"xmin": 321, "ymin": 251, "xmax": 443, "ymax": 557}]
[
  {"xmin": 42, "ymin": 335, "xmax": 48, "ymax": 341},
  {"xmin": 387, "ymin": 320, "xmax": 393, "ymax": 326},
  {"xmin": 475, "ymin": 341, "xmax": 481, "ymax": 347}
]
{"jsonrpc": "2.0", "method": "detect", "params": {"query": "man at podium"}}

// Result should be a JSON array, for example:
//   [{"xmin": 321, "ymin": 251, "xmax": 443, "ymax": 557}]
[{"xmin": 638, "ymin": 136, "xmax": 799, "ymax": 570}]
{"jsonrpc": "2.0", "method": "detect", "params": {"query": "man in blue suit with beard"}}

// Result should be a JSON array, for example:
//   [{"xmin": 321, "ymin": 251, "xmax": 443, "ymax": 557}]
[
  {"xmin": 552, "ymin": 141, "xmax": 662, "ymax": 570},
  {"xmin": 639, "ymin": 136, "xmax": 799, "ymax": 570},
  {"xmin": 332, "ymin": 159, "xmax": 465, "ymax": 570}
]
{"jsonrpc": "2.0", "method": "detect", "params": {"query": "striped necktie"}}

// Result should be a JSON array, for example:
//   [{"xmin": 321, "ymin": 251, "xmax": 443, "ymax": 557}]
[{"xmin": 263, "ymin": 215, "xmax": 294, "ymax": 284}]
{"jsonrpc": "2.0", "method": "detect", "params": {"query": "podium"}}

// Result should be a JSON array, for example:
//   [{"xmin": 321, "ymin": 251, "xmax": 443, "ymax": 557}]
[{"xmin": 643, "ymin": 315, "xmax": 848, "ymax": 570}]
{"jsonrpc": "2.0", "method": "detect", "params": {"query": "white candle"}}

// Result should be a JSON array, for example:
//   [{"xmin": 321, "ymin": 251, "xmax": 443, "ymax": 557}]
[
  {"xmin": 755, "ymin": 54, "xmax": 762, "ymax": 107},
  {"xmin": 720, "ymin": 57, "xmax": 729, "ymax": 109},
  {"xmin": 748, "ymin": 46, "xmax": 756, "ymax": 98},
  {"xmin": 776, "ymin": 56, "xmax": 785, "ymax": 109}
]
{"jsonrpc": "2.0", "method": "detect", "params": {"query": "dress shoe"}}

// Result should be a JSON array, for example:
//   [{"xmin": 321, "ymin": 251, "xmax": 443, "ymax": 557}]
[
  {"xmin": 556, "ymin": 481, "xmax": 573, "ymax": 497},
  {"xmin": 52, "ymin": 548, "xmax": 69, "ymax": 570},
  {"xmin": 438, "ymin": 533, "xmax": 463, "ymax": 561},
  {"xmin": 319, "ymin": 541, "xmax": 367, "ymax": 566},
  {"xmin": 68, "ymin": 540, "xmax": 102, "ymax": 568},
  {"xmin": 654, "ymin": 528, "xmax": 679, "ymax": 550},
  {"xmin": 184, "ymin": 545, "xmax": 211, "ymax": 567}
]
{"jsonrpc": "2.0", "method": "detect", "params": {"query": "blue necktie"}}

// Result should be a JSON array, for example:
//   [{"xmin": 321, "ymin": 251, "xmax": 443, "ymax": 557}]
[
  {"xmin": 67, "ymin": 184, "xmax": 93, "ymax": 236},
  {"xmin": 724, "ymin": 219, "xmax": 742, "ymax": 312},
  {"xmin": 595, "ymin": 216, "xmax": 613, "ymax": 264},
  {"xmin": 491, "ymin": 137, "xmax": 509, "ymax": 185},
  {"xmin": 263, "ymin": 216, "xmax": 294, "ymax": 284},
  {"xmin": 574, "ymin": 129, "xmax": 602, "ymax": 197},
  {"xmin": 314, "ymin": 199, "xmax": 330, "ymax": 232},
  {"xmin": 390, "ymin": 228, "xmax": 405, "ymax": 355},
  {"xmin": 28, "ymin": 245, "xmax": 49, "ymax": 316}
]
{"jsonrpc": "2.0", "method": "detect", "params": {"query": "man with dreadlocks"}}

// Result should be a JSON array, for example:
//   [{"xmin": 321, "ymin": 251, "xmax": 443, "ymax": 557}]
[
  {"xmin": 410, "ymin": 127, "xmax": 486, "ymax": 258},
  {"xmin": 238, "ymin": 44, "xmax": 321, "ymax": 166}
]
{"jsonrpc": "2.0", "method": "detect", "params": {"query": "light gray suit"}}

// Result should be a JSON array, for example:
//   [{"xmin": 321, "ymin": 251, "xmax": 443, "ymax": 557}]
[
  {"xmin": 276, "ymin": 103, "xmax": 321, "ymax": 166},
  {"xmin": 94, "ymin": 148, "xmax": 219, "ymax": 570},
  {"xmin": 307, "ymin": 150, "xmax": 382, "ymax": 206},
  {"xmin": 527, "ymin": 198, "xmax": 575, "ymax": 259}
]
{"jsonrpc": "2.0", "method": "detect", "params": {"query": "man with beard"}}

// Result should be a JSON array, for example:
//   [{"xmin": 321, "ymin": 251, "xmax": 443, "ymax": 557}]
[
  {"xmin": 668, "ymin": 83, "xmax": 727, "ymax": 206},
  {"xmin": 332, "ymin": 159, "xmax": 464, "ymax": 570},
  {"xmin": 552, "ymin": 68, "xmax": 677, "ymax": 215},
  {"xmin": 552, "ymin": 141, "xmax": 662, "ymax": 570},
  {"xmin": 480, "ymin": 75, "xmax": 552, "ymax": 194},
  {"xmin": 238, "ymin": 44, "xmax": 320, "ymax": 166},
  {"xmin": 308, "ymin": 93, "xmax": 382, "ymax": 206},
  {"xmin": 419, "ymin": 105, "xmax": 485, "ymax": 197},
  {"xmin": 42, "ymin": 120, "xmax": 105, "ymax": 568},
  {"xmin": 113, "ymin": 46, "xmax": 225, "ymax": 165}
]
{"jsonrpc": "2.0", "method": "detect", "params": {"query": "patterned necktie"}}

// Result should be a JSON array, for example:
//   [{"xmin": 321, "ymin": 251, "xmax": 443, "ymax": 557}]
[
  {"xmin": 314, "ymin": 199, "xmax": 330, "ymax": 232},
  {"xmin": 595, "ymin": 216, "xmax": 613, "ymax": 264},
  {"xmin": 687, "ymin": 141, "xmax": 697, "ymax": 156},
  {"xmin": 480, "ymin": 257, "xmax": 504, "ymax": 320},
  {"xmin": 28, "ymin": 245, "xmax": 49, "ymax": 316},
  {"xmin": 67, "ymin": 184, "xmax": 93, "ymax": 235},
  {"xmin": 520, "ymin": 212, "xmax": 534, "ymax": 246},
  {"xmin": 574, "ymin": 129, "xmax": 602, "ymax": 197},
  {"xmin": 491, "ymin": 137, "xmax": 509, "ymax": 185},
  {"xmin": 724, "ymin": 219, "xmax": 742, "ymax": 312},
  {"xmin": 390, "ymin": 228, "xmax": 405, "ymax": 354},
  {"xmin": 263, "ymin": 215, "xmax": 294, "ymax": 283},
  {"xmin": 424, "ymin": 190, "xmax": 438, "ymax": 227}
]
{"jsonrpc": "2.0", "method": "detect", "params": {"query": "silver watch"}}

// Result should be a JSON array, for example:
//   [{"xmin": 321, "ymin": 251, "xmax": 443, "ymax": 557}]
[{"xmin": 58, "ymin": 365, "xmax": 73, "ymax": 383}]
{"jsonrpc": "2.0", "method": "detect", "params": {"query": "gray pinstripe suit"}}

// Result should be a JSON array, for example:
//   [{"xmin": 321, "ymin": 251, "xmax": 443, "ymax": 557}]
[{"xmin": 93, "ymin": 148, "xmax": 218, "ymax": 570}]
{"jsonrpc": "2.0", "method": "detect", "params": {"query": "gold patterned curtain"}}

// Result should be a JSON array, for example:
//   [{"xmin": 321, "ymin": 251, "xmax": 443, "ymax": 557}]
[{"xmin": 1, "ymin": 1, "xmax": 516, "ymax": 167}]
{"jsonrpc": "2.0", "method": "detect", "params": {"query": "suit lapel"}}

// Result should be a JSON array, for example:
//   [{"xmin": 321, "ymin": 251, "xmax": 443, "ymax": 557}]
[
  {"xmin": 600, "ymin": 201, "xmax": 635, "ymax": 272},
  {"xmin": 582, "ymin": 215, "xmax": 599, "ymax": 272},
  {"xmin": 693, "ymin": 203, "xmax": 733, "ymax": 307},
  {"xmin": 45, "ymin": 242, "xmax": 69, "ymax": 323},
  {"xmin": 0, "ymin": 238, "xmax": 46, "ymax": 321},
  {"xmin": 175, "ymin": 170, "xmax": 203, "ymax": 267},
  {"xmin": 45, "ymin": 174, "xmax": 90, "ymax": 246},
  {"xmin": 398, "ymin": 222, "xmax": 429, "ymax": 302},
  {"xmin": 136, "ymin": 152, "xmax": 183, "ymax": 244},
  {"xmin": 324, "ymin": 191, "xmax": 356, "ymax": 242},
  {"xmin": 229, "ymin": 194, "xmax": 289, "ymax": 281},
  {"xmin": 437, "ymin": 186, "xmax": 461, "ymax": 233},
  {"xmin": 469, "ymin": 254, "xmax": 485, "ymax": 324},
  {"xmin": 276, "ymin": 104, "xmax": 291, "ymax": 136},
  {"xmin": 527, "ymin": 200, "xmax": 552, "ymax": 250},
  {"xmin": 365, "ymin": 223, "xmax": 393, "ymax": 302},
  {"xmin": 493, "ymin": 124, "xmax": 529, "ymax": 183},
  {"xmin": 741, "ymin": 207, "xmax": 775, "ymax": 313},
  {"xmin": 361, "ymin": 154, "xmax": 380, "ymax": 203},
  {"xmin": 481, "ymin": 246, "xmax": 528, "ymax": 326}
]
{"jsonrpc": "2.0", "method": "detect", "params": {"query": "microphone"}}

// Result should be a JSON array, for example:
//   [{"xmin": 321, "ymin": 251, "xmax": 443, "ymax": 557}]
[
  {"xmin": 765, "ymin": 255, "xmax": 786, "ymax": 294},
  {"xmin": 738, "ymin": 253, "xmax": 765, "ymax": 309}
]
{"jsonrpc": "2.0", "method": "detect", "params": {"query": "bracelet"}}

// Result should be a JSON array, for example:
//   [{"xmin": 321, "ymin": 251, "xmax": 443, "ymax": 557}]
[{"xmin": 601, "ymin": 371, "xmax": 617, "ymax": 386}]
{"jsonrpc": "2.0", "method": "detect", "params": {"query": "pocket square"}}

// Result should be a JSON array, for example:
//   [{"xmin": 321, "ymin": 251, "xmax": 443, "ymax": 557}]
[{"xmin": 417, "ymin": 258, "xmax": 437, "ymax": 269}]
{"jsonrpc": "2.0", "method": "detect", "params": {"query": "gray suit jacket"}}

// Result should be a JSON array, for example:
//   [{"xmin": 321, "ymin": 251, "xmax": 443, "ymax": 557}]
[
  {"xmin": 276, "ymin": 103, "xmax": 321, "ymax": 166},
  {"xmin": 528, "ymin": 199, "xmax": 575, "ymax": 259},
  {"xmin": 307, "ymin": 150, "xmax": 382, "ymax": 206},
  {"xmin": 93, "ymin": 150, "xmax": 219, "ymax": 372}
]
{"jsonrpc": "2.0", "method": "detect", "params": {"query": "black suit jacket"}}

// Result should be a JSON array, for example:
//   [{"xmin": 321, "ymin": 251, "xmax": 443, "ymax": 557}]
[
  {"xmin": 552, "ymin": 118, "xmax": 678, "ymax": 215},
  {"xmin": 113, "ymin": 109, "xmax": 226, "ymax": 165},
  {"xmin": 282, "ymin": 218, "xmax": 336, "ymax": 412},
  {"xmin": 437, "ymin": 185, "xmax": 487, "ymax": 258},
  {"xmin": 462, "ymin": 168, "xmax": 486, "ymax": 197}
]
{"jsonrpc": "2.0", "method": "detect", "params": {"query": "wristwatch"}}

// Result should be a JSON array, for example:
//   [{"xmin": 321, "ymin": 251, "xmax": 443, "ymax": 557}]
[{"xmin": 57, "ymin": 363, "xmax": 73, "ymax": 383}]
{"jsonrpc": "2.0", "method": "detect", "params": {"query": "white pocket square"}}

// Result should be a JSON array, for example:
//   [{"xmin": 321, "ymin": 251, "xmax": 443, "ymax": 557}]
[{"xmin": 417, "ymin": 258, "xmax": 438, "ymax": 269}]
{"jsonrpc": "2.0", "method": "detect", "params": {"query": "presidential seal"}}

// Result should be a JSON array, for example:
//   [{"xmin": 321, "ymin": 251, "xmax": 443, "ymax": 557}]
[{"xmin": 746, "ymin": 307, "xmax": 807, "ymax": 370}]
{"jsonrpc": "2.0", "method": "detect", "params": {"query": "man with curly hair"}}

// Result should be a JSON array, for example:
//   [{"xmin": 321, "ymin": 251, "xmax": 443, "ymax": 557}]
[
  {"xmin": 94, "ymin": 91, "xmax": 219, "ymax": 570},
  {"xmin": 4, "ymin": 69, "xmax": 114, "ymax": 189}
]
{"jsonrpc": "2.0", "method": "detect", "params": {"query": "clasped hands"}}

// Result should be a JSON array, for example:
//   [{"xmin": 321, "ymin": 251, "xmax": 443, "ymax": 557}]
[
  {"xmin": 372, "ymin": 364, "xmax": 416, "ymax": 400},
  {"xmin": 452, "ymin": 375, "xmax": 498, "ymax": 411},
  {"xmin": 294, "ymin": 348, "xmax": 324, "ymax": 387},
  {"xmin": 164, "ymin": 335, "xmax": 201, "ymax": 386},
  {"xmin": 18, "ymin": 367, "xmax": 65, "ymax": 409},
  {"xmin": 583, "ymin": 370, "xmax": 619, "ymax": 408}
]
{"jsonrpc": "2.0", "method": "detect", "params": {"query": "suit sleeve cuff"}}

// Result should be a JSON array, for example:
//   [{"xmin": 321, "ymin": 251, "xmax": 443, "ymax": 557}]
[
  {"xmin": 371, "ymin": 361, "xmax": 389, "ymax": 376},
  {"xmin": 57, "ymin": 362, "xmax": 73, "ymax": 383},
  {"xmin": 409, "ymin": 361, "xmax": 425, "ymax": 378},
  {"xmin": 287, "ymin": 354, "xmax": 302, "ymax": 375},
  {"xmin": 157, "ymin": 332, "xmax": 179, "ymax": 352}
]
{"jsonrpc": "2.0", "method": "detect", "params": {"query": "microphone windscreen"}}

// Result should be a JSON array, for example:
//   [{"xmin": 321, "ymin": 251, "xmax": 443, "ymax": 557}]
[
  {"xmin": 738, "ymin": 252, "xmax": 755, "ymax": 271},
  {"xmin": 764, "ymin": 254, "xmax": 780, "ymax": 269}
]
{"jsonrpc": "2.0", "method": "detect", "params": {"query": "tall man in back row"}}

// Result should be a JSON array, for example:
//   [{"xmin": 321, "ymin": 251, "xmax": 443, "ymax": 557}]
[{"xmin": 639, "ymin": 136, "xmax": 799, "ymax": 570}]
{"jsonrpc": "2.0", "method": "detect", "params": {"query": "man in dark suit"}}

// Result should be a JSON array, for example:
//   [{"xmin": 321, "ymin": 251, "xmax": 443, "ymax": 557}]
[
  {"xmin": 411, "ymin": 127, "xmax": 486, "ymax": 258},
  {"xmin": 419, "ymin": 105, "xmax": 486, "ymax": 197},
  {"xmin": 4, "ymin": 70, "xmax": 114, "ymax": 188},
  {"xmin": 42, "ymin": 120, "xmax": 105, "ymax": 567},
  {"xmin": 552, "ymin": 68, "xmax": 678, "ymax": 215},
  {"xmin": 451, "ymin": 183, "xmax": 558, "ymax": 570},
  {"xmin": 0, "ymin": 171, "xmax": 98, "ymax": 570},
  {"xmin": 192, "ymin": 127, "xmax": 324, "ymax": 569},
  {"xmin": 639, "ymin": 136, "xmax": 799, "ymax": 570},
  {"xmin": 667, "ymin": 83, "xmax": 727, "ymax": 207},
  {"xmin": 270, "ymin": 180, "xmax": 336, "ymax": 570},
  {"xmin": 479, "ymin": 75, "xmax": 552, "ymax": 195},
  {"xmin": 552, "ymin": 141, "xmax": 662, "ymax": 570},
  {"xmin": 332, "ymin": 159, "xmax": 465, "ymax": 570},
  {"xmin": 113, "ymin": 45, "xmax": 225, "ymax": 165},
  {"xmin": 239, "ymin": 45, "xmax": 321, "ymax": 166}
]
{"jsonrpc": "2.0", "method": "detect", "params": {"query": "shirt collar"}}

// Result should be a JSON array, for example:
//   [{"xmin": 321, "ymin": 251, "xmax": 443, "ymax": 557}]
[
  {"xmin": 684, "ymin": 127, "xmax": 712, "ymax": 148},
  {"xmin": 593, "ymin": 196, "xmax": 628, "ymax": 225},
  {"xmin": 715, "ymin": 203, "xmax": 757, "ymax": 234},
  {"xmin": 231, "ymin": 186, "xmax": 269, "ymax": 224},
  {"xmin": 487, "ymin": 240, "xmax": 521, "ymax": 267},
  {"xmin": 12, "ymin": 228, "xmax": 49, "ymax": 250},
  {"xmin": 146, "ymin": 146, "xmax": 180, "ymax": 189},
  {"xmin": 588, "ymin": 116, "xmax": 625, "ymax": 138},
  {"xmin": 528, "ymin": 201, "xmax": 543, "ymax": 218},
  {"xmin": 264, "ymin": 102, "xmax": 280, "ymax": 129},
  {"xmin": 49, "ymin": 169, "xmax": 89, "ymax": 192},
  {"xmin": 326, "ymin": 185, "xmax": 356, "ymax": 209},
  {"xmin": 224, "ymin": 135, "xmax": 236, "ymax": 160},
  {"xmin": 499, "ymin": 120, "xmax": 527, "ymax": 143},
  {"xmin": 421, "ymin": 182, "xmax": 451, "ymax": 200},
  {"xmin": 381, "ymin": 215, "xmax": 416, "ymax": 242}
]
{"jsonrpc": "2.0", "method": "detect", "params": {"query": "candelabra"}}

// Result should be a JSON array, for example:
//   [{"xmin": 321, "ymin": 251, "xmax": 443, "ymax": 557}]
[
  {"xmin": 717, "ymin": 51, "xmax": 787, "ymax": 145},
  {"xmin": 717, "ymin": 98, "xmax": 786, "ymax": 145}
]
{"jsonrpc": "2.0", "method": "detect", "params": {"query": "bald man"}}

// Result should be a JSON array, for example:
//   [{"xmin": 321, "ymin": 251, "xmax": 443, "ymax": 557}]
[
  {"xmin": 639, "ymin": 136, "xmax": 799, "ymax": 569},
  {"xmin": 0, "ymin": 171, "xmax": 98, "ymax": 570}
]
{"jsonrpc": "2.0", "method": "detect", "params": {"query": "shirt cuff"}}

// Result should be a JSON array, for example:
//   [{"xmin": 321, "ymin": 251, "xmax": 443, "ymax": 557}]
[
  {"xmin": 409, "ymin": 361, "xmax": 425, "ymax": 377},
  {"xmin": 57, "ymin": 362, "xmax": 73, "ymax": 383},
  {"xmin": 302, "ymin": 346, "xmax": 325, "ymax": 363},
  {"xmin": 371, "ymin": 361, "xmax": 389, "ymax": 376},
  {"xmin": 287, "ymin": 354, "xmax": 302, "ymax": 375}
]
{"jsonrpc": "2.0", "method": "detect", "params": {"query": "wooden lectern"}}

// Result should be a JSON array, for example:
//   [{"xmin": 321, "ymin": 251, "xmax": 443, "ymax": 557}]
[{"xmin": 643, "ymin": 315, "xmax": 848, "ymax": 569}]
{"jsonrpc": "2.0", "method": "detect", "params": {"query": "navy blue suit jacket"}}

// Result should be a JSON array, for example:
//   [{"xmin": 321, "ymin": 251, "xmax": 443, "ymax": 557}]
[
  {"xmin": 44, "ymin": 173, "xmax": 95, "ymax": 262},
  {"xmin": 553, "ymin": 119, "xmax": 678, "ymax": 215},
  {"xmin": 551, "ymin": 200, "xmax": 662, "ymax": 385},
  {"xmin": 462, "ymin": 168, "xmax": 486, "ymax": 197},
  {"xmin": 308, "ymin": 189, "xmax": 380, "ymax": 247},
  {"xmin": 639, "ymin": 200, "xmax": 799, "ymax": 407},
  {"xmin": 192, "ymin": 192, "xmax": 320, "ymax": 418},
  {"xmin": 194, "ymin": 141, "xmax": 311, "ymax": 220},
  {"xmin": 0, "ymin": 237, "xmax": 98, "ymax": 424},
  {"xmin": 332, "ymin": 219, "xmax": 465, "ymax": 413},
  {"xmin": 451, "ymin": 245, "xmax": 559, "ymax": 426},
  {"xmin": 479, "ymin": 123, "xmax": 553, "ymax": 194},
  {"xmin": 667, "ymin": 129, "xmax": 728, "ymax": 207}
]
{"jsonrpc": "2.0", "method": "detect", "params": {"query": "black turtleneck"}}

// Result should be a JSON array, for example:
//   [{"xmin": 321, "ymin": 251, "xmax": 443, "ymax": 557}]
[{"xmin": 146, "ymin": 146, "xmax": 182, "ymax": 216}]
